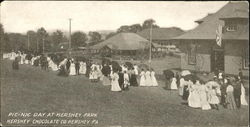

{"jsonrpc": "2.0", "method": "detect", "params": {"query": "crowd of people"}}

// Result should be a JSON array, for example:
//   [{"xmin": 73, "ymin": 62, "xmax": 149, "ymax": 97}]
[
  {"xmin": 4, "ymin": 51, "xmax": 159, "ymax": 92},
  {"xmin": 173, "ymin": 70, "xmax": 249, "ymax": 110},
  {"xmin": 3, "ymin": 51, "xmax": 248, "ymax": 110}
]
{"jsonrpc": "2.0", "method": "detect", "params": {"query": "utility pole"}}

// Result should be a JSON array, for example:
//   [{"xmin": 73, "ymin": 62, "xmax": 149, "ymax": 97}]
[
  {"xmin": 27, "ymin": 34, "xmax": 30, "ymax": 51},
  {"xmin": 149, "ymin": 23, "xmax": 153, "ymax": 68},
  {"xmin": 36, "ymin": 37, "xmax": 38, "ymax": 52},
  {"xmin": 69, "ymin": 18, "xmax": 72, "ymax": 51},
  {"xmin": 42, "ymin": 37, "xmax": 45, "ymax": 54}
]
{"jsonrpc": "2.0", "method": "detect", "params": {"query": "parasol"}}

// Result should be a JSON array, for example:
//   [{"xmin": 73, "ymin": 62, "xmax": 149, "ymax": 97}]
[
  {"xmin": 205, "ymin": 81, "xmax": 220, "ymax": 88},
  {"xmin": 125, "ymin": 62, "xmax": 133, "ymax": 69},
  {"xmin": 163, "ymin": 69, "xmax": 174, "ymax": 80},
  {"xmin": 181, "ymin": 70, "xmax": 191, "ymax": 76}
]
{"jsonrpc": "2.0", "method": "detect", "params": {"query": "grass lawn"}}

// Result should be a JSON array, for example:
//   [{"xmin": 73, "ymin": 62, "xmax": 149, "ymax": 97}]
[{"xmin": 0, "ymin": 59, "xmax": 249, "ymax": 126}]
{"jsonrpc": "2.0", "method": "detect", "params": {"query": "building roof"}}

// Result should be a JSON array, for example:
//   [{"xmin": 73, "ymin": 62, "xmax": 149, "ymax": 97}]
[
  {"xmin": 175, "ymin": 1, "xmax": 249, "ymax": 40},
  {"xmin": 220, "ymin": 9, "xmax": 249, "ymax": 19},
  {"xmin": 195, "ymin": 13, "xmax": 214, "ymax": 24},
  {"xmin": 137, "ymin": 27, "xmax": 185, "ymax": 41},
  {"xmin": 89, "ymin": 33, "xmax": 150, "ymax": 50}
]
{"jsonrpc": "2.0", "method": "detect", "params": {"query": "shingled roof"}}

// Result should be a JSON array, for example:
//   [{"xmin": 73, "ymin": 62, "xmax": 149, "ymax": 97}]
[
  {"xmin": 175, "ymin": 1, "xmax": 249, "ymax": 40},
  {"xmin": 89, "ymin": 33, "xmax": 150, "ymax": 50},
  {"xmin": 137, "ymin": 27, "xmax": 185, "ymax": 41}
]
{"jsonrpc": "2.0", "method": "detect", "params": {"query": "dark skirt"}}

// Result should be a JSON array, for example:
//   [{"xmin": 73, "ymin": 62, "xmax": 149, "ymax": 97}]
[
  {"xmin": 130, "ymin": 74, "xmax": 138, "ymax": 86},
  {"xmin": 12, "ymin": 61, "xmax": 19, "ymax": 70},
  {"xmin": 182, "ymin": 86, "xmax": 189, "ymax": 100},
  {"xmin": 118, "ymin": 73, "xmax": 124, "ymax": 89},
  {"xmin": 34, "ymin": 59, "xmax": 39, "ymax": 66},
  {"xmin": 57, "ymin": 66, "xmax": 68, "ymax": 77}
]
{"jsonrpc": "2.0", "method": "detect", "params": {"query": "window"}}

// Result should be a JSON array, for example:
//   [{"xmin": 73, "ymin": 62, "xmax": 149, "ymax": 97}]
[
  {"xmin": 188, "ymin": 42, "xmax": 197, "ymax": 65},
  {"xmin": 226, "ymin": 24, "xmax": 237, "ymax": 31},
  {"xmin": 226, "ymin": 21, "xmax": 237, "ymax": 31},
  {"xmin": 243, "ymin": 49, "xmax": 249, "ymax": 69}
]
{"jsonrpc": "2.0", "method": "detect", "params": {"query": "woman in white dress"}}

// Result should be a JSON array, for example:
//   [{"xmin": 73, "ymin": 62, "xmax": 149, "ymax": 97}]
[
  {"xmin": 188, "ymin": 80, "xmax": 201, "ymax": 108},
  {"xmin": 199, "ymin": 81, "xmax": 211, "ymax": 110},
  {"xmin": 51, "ymin": 61, "xmax": 58, "ymax": 71},
  {"xmin": 208, "ymin": 86, "xmax": 220, "ymax": 110},
  {"xmin": 170, "ymin": 77, "xmax": 178, "ymax": 90},
  {"xmin": 179, "ymin": 77, "xmax": 185, "ymax": 96},
  {"xmin": 80, "ymin": 62, "xmax": 87, "ymax": 75},
  {"xmin": 241, "ymin": 83, "xmax": 248, "ymax": 106},
  {"xmin": 140, "ymin": 69, "xmax": 146, "ymax": 86},
  {"xmin": 123, "ymin": 71, "xmax": 130, "ymax": 89},
  {"xmin": 20, "ymin": 54, "xmax": 25, "ymax": 64},
  {"xmin": 24, "ymin": 54, "xmax": 29, "ymax": 64},
  {"xmin": 145, "ymin": 69, "xmax": 152, "ymax": 86},
  {"xmin": 69, "ymin": 60, "xmax": 76, "ymax": 76},
  {"xmin": 150, "ymin": 69, "xmax": 158, "ymax": 87},
  {"xmin": 79, "ymin": 61, "xmax": 84, "ymax": 74},
  {"xmin": 10, "ymin": 52, "xmax": 16, "ymax": 60},
  {"xmin": 92, "ymin": 66, "xmax": 99, "ymax": 82},
  {"xmin": 111, "ymin": 71, "xmax": 122, "ymax": 92}
]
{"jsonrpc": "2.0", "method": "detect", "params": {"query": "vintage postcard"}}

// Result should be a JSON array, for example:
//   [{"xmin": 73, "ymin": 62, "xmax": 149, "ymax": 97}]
[{"xmin": 0, "ymin": 1, "xmax": 249, "ymax": 126}]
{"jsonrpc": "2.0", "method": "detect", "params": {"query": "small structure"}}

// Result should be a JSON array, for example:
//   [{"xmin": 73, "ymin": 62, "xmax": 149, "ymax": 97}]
[
  {"xmin": 89, "ymin": 32, "xmax": 153, "ymax": 60},
  {"xmin": 137, "ymin": 27, "xmax": 185, "ymax": 52}
]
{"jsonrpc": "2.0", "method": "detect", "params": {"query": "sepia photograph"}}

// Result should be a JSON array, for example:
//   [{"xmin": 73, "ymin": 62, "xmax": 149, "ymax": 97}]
[{"xmin": 0, "ymin": 1, "xmax": 249, "ymax": 126}]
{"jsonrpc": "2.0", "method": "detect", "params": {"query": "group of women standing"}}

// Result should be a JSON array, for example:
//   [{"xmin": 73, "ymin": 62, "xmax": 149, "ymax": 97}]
[
  {"xmin": 139, "ymin": 69, "xmax": 158, "ymax": 87},
  {"xmin": 178, "ymin": 74, "xmax": 248, "ymax": 110}
]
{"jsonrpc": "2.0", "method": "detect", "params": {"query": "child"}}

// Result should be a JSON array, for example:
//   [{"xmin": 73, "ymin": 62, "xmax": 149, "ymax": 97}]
[
  {"xmin": 123, "ymin": 71, "xmax": 130, "ymax": 90},
  {"xmin": 208, "ymin": 86, "xmax": 220, "ymax": 110}
]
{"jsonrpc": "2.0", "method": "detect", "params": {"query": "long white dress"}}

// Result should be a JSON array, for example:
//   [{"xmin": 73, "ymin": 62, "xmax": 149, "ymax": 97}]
[
  {"xmin": 140, "ymin": 71, "xmax": 146, "ymax": 86},
  {"xmin": 51, "ymin": 61, "xmax": 58, "ymax": 71},
  {"xmin": 170, "ymin": 77, "xmax": 178, "ymax": 90},
  {"xmin": 179, "ymin": 78, "xmax": 185, "ymax": 96},
  {"xmin": 124, "ymin": 73, "xmax": 130, "ymax": 87},
  {"xmin": 241, "ymin": 84, "xmax": 248, "ymax": 106},
  {"xmin": 24, "ymin": 54, "xmax": 29, "ymax": 64},
  {"xmin": 89, "ymin": 64, "xmax": 95, "ymax": 79},
  {"xmin": 145, "ymin": 71, "xmax": 152, "ymax": 86},
  {"xmin": 69, "ymin": 63, "xmax": 76, "ymax": 75},
  {"xmin": 199, "ymin": 85, "xmax": 211, "ymax": 110},
  {"xmin": 10, "ymin": 52, "xmax": 16, "ymax": 60},
  {"xmin": 79, "ymin": 62, "xmax": 86, "ymax": 74},
  {"xmin": 208, "ymin": 89, "xmax": 220, "ymax": 105},
  {"xmin": 151, "ymin": 71, "xmax": 158, "ymax": 86},
  {"xmin": 188, "ymin": 82, "xmax": 201, "ymax": 108},
  {"xmin": 134, "ymin": 65, "xmax": 139, "ymax": 75},
  {"xmin": 111, "ymin": 73, "xmax": 121, "ymax": 91}
]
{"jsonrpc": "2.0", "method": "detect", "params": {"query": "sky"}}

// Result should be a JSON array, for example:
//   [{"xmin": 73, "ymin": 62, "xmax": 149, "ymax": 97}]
[{"xmin": 0, "ymin": 1, "xmax": 228, "ymax": 33}]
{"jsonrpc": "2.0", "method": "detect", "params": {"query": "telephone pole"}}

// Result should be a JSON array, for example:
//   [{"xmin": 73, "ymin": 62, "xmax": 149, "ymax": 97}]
[
  {"xmin": 149, "ymin": 23, "xmax": 153, "ymax": 68},
  {"xmin": 36, "ymin": 37, "xmax": 38, "ymax": 52},
  {"xmin": 27, "ymin": 34, "xmax": 30, "ymax": 50},
  {"xmin": 69, "ymin": 18, "xmax": 72, "ymax": 50},
  {"xmin": 42, "ymin": 37, "xmax": 45, "ymax": 54}
]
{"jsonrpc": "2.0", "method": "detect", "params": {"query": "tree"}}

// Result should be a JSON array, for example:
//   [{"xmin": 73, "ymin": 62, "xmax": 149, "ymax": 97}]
[
  {"xmin": 26, "ymin": 30, "xmax": 37, "ymax": 52},
  {"xmin": 129, "ymin": 24, "xmax": 142, "ymax": 33},
  {"xmin": 0, "ymin": 24, "xmax": 12, "ymax": 52},
  {"xmin": 88, "ymin": 31, "xmax": 102, "ymax": 45},
  {"xmin": 71, "ymin": 31, "xmax": 88, "ymax": 48},
  {"xmin": 36, "ymin": 27, "xmax": 49, "ymax": 53},
  {"xmin": 51, "ymin": 30, "xmax": 64, "ymax": 49},
  {"xmin": 117, "ymin": 25, "xmax": 130, "ymax": 33},
  {"xmin": 142, "ymin": 19, "xmax": 159, "ymax": 30},
  {"xmin": 7, "ymin": 33, "xmax": 27, "ymax": 51}
]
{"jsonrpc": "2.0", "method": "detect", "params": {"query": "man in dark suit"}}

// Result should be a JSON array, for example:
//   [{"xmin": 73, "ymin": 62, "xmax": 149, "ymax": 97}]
[
  {"xmin": 66, "ymin": 58, "xmax": 71, "ymax": 72},
  {"xmin": 75, "ymin": 60, "xmax": 80, "ymax": 75},
  {"xmin": 233, "ymin": 77, "xmax": 242, "ymax": 109}
]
